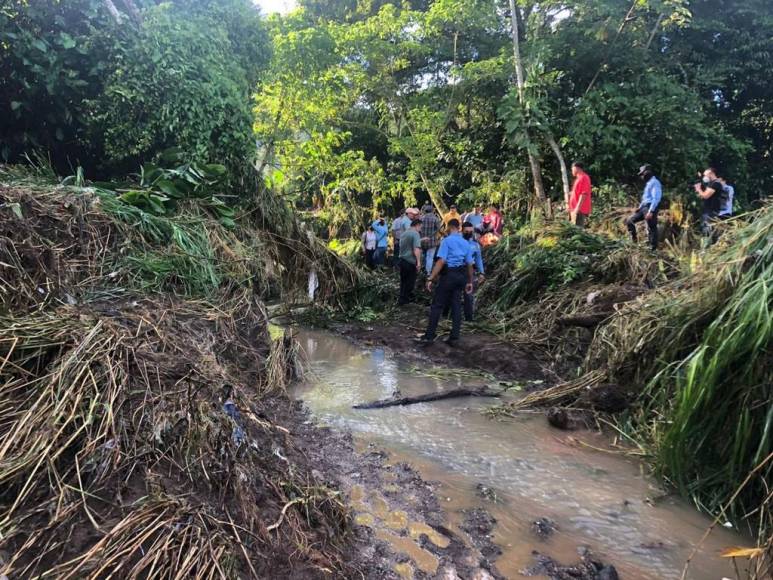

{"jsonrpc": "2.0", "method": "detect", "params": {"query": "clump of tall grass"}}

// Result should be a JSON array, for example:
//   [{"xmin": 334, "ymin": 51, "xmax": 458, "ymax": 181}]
[
  {"xmin": 481, "ymin": 222, "xmax": 672, "ymax": 312},
  {"xmin": 628, "ymin": 208, "xmax": 772, "ymax": 535}
]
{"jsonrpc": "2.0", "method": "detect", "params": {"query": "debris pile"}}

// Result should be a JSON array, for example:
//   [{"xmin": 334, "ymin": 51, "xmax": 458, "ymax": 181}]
[{"xmin": 0, "ymin": 178, "xmax": 353, "ymax": 577}]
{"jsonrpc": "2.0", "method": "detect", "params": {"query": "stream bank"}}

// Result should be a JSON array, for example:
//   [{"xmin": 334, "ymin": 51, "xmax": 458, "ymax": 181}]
[
  {"xmin": 324, "ymin": 303, "xmax": 550, "ymax": 382},
  {"xmin": 293, "ymin": 328, "xmax": 745, "ymax": 579}
]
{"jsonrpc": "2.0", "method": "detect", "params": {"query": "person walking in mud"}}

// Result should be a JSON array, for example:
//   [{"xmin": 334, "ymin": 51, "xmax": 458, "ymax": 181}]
[
  {"xmin": 416, "ymin": 219, "xmax": 474, "ymax": 346},
  {"xmin": 442, "ymin": 204, "xmax": 461, "ymax": 229},
  {"xmin": 441, "ymin": 221, "xmax": 485, "ymax": 321},
  {"xmin": 462, "ymin": 205, "xmax": 484, "ymax": 236},
  {"xmin": 398, "ymin": 217, "xmax": 423, "ymax": 305},
  {"xmin": 624, "ymin": 164, "xmax": 662, "ymax": 250},
  {"xmin": 391, "ymin": 208, "xmax": 410, "ymax": 269}
]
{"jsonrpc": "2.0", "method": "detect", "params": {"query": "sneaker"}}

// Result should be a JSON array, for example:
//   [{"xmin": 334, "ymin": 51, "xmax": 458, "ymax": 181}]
[
  {"xmin": 444, "ymin": 338, "xmax": 460, "ymax": 347},
  {"xmin": 414, "ymin": 335, "xmax": 435, "ymax": 345}
]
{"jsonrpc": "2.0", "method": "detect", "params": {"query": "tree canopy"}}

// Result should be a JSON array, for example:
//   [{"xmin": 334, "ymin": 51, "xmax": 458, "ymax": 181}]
[
  {"xmin": 254, "ymin": 0, "xmax": 772, "ymax": 230},
  {"xmin": 1, "ymin": 0, "xmax": 269, "ymax": 176}
]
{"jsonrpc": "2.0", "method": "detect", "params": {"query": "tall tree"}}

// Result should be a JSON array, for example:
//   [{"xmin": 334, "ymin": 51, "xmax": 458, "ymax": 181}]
[{"xmin": 508, "ymin": 0, "xmax": 546, "ymax": 207}]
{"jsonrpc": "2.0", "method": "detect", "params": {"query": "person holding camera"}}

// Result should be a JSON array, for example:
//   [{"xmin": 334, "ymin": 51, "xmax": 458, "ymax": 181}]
[
  {"xmin": 694, "ymin": 167, "xmax": 724, "ymax": 237},
  {"xmin": 624, "ymin": 164, "xmax": 662, "ymax": 251}
]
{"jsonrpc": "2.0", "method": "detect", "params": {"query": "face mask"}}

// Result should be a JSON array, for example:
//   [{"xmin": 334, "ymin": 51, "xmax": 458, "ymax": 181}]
[
  {"xmin": 702, "ymin": 176, "xmax": 711, "ymax": 184},
  {"xmin": 463, "ymin": 232, "xmax": 473, "ymax": 240}
]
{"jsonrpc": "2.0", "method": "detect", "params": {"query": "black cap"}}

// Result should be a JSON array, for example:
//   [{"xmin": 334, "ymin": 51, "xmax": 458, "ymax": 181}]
[{"xmin": 638, "ymin": 164, "xmax": 652, "ymax": 176}]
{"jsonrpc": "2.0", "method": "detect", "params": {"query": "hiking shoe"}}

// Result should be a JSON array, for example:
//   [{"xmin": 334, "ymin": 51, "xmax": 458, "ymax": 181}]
[
  {"xmin": 444, "ymin": 338, "xmax": 460, "ymax": 347},
  {"xmin": 414, "ymin": 336, "xmax": 435, "ymax": 346}
]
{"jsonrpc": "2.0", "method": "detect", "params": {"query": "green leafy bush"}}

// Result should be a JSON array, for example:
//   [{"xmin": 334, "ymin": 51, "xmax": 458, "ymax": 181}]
[{"xmin": 1, "ymin": 0, "xmax": 269, "ymax": 178}]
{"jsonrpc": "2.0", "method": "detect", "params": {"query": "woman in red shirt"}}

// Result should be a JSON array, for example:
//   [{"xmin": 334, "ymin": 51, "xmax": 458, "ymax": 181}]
[
  {"xmin": 568, "ymin": 162, "xmax": 592, "ymax": 228},
  {"xmin": 483, "ymin": 204, "xmax": 503, "ymax": 236}
]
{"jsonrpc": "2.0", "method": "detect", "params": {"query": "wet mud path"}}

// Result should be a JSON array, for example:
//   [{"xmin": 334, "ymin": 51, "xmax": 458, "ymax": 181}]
[{"xmin": 292, "ymin": 329, "xmax": 744, "ymax": 579}]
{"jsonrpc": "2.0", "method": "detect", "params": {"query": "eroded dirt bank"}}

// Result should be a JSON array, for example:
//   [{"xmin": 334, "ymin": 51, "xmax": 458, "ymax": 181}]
[{"xmin": 326, "ymin": 304, "xmax": 549, "ymax": 382}]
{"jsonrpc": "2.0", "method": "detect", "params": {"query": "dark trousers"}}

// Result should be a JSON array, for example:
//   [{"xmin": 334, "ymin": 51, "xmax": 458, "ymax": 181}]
[
  {"xmin": 443, "ymin": 278, "xmax": 478, "ymax": 322},
  {"xmin": 625, "ymin": 207, "xmax": 659, "ymax": 250},
  {"xmin": 398, "ymin": 259, "xmax": 418, "ymax": 305},
  {"xmin": 425, "ymin": 268, "xmax": 466, "ymax": 341},
  {"xmin": 373, "ymin": 247, "xmax": 386, "ymax": 266},
  {"xmin": 364, "ymin": 249, "xmax": 375, "ymax": 268}
]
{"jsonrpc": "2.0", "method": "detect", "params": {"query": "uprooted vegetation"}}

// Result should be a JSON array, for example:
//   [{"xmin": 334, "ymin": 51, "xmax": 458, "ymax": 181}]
[
  {"xmin": 0, "ymin": 166, "xmax": 361, "ymax": 578},
  {"xmin": 481, "ymin": 208, "xmax": 771, "ymax": 567}
]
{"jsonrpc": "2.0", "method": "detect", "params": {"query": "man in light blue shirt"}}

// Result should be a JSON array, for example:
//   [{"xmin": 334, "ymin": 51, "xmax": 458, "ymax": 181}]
[
  {"xmin": 371, "ymin": 217, "xmax": 389, "ymax": 266},
  {"xmin": 417, "ymin": 219, "xmax": 474, "ymax": 346},
  {"xmin": 625, "ymin": 165, "xmax": 662, "ymax": 250},
  {"xmin": 718, "ymin": 177, "xmax": 734, "ymax": 217},
  {"xmin": 462, "ymin": 205, "xmax": 484, "ymax": 233},
  {"xmin": 462, "ymin": 221, "xmax": 485, "ymax": 321}
]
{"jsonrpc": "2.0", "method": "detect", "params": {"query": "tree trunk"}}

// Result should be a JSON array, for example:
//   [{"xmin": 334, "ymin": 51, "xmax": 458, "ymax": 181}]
[
  {"xmin": 646, "ymin": 13, "xmax": 665, "ymax": 50},
  {"xmin": 104, "ymin": 0, "xmax": 123, "ymax": 22},
  {"xmin": 508, "ymin": 0, "xmax": 546, "ymax": 206},
  {"xmin": 547, "ymin": 133, "xmax": 570, "ymax": 205},
  {"xmin": 120, "ymin": 0, "xmax": 142, "ymax": 23}
]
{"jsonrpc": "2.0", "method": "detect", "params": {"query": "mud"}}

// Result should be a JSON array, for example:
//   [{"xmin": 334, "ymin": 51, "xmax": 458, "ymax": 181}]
[
  {"xmin": 278, "ymin": 399, "xmax": 501, "ymax": 579},
  {"xmin": 460, "ymin": 508, "xmax": 503, "ymax": 567},
  {"xmin": 521, "ymin": 549, "xmax": 620, "ymax": 580},
  {"xmin": 326, "ymin": 304, "xmax": 547, "ymax": 381}
]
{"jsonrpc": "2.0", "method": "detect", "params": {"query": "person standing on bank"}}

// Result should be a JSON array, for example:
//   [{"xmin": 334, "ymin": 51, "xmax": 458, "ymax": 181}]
[
  {"xmin": 694, "ymin": 167, "xmax": 724, "ymax": 237},
  {"xmin": 462, "ymin": 221, "xmax": 485, "ymax": 322},
  {"xmin": 361, "ymin": 226, "xmax": 377, "ymax": 268},
  {"xmin": 371, "ymin": 216, "xmax": 389, "ymax": 266},
  {"xmin": 568, "ymin": 162, "xmax": 592, "ymax": 228},
  {"xmin": 420, "ymin": 204, "xmax": 441, "ymax": 274},
  {"xmin": 718, "ymin": 176, "xmax": 735, "ymax": 218},
  {"xmin": 417, "ymin": 219, "xmax": 474, "ymax": 346},
  {"xmin": 624, "ymin": 164, "xmax": 662, "ymax": 250},
  {"xmin": 398, "ymin": 218, "xmax": 423, "ymax": 305}
]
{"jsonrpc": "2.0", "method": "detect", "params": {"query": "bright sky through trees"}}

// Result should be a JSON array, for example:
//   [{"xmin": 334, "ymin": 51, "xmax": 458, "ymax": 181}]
[{"xmin": 254, "ymin": 0, "xmax": 296, "ymax": 14}]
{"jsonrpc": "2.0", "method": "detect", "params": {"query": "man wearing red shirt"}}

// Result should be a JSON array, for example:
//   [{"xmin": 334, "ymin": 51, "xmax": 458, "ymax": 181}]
[{"xmin": 568, "ymin": 162, "xmax": 592, "ymax": 228}]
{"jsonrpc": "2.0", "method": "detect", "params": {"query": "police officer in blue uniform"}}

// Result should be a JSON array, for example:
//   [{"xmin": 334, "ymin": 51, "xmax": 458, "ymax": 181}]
[
  {"xmin": 417, "ymin": 218, "xmax": 474, "ymax": 346},
  {"xmin": 462, "ymin": 220, "xmax": 485, "ymax": 321}
]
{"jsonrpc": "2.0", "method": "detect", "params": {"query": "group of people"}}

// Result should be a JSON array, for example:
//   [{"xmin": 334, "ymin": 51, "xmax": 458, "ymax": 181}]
[
  {"xmin": 357, "ymin": 163, "xmax": 736, "ymax": 345},
  {"xmin": 361, "ymin": 203, "xmax": 500, "ymax": 344},
  {"xmin": 567, "ymin": 162, "xmax": 735, "ymax": 250}
]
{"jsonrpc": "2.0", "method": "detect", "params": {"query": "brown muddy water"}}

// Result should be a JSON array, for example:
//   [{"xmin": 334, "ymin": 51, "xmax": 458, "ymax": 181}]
[{"xmin": 292, "ymin": 329, "xmax": 745, "ymax": 580}]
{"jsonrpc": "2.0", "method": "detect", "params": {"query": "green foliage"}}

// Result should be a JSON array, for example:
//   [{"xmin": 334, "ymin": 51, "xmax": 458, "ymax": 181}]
[
  {"xmin": 259, "ymin": 0, "xmax": 771, "ymax": 224},
  {"xmin": 608, "ymin": 206, "xmax": 773, "ymax": 533},
  {"xmin": 1, "ymin": 0, "xmax": 270, "ymax": 178},
  {"xmin": 90, "ymin": 2, "xmax": 268, "ymax": 175},
  {"xmin": 0, "ymin": 0, "xmax": 116, "ymax": 163},
  {"xmin": 484, "ymin": 224, "xmax": 615, "ymax": 307}
]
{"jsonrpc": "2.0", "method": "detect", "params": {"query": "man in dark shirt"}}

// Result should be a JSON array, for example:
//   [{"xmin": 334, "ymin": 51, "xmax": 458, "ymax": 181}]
[
  {"xmin": 417, "ymin": 219, "xmax": 474, "ymax": 346},
  {"xmin": 694, "ymin": 167, "xmax": 724, "ymax": 237}
]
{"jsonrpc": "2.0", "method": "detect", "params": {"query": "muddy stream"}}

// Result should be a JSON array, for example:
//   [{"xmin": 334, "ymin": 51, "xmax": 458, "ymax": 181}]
[{"xmin": 291, "ymin": 329, "xmax": 742, "ymax": 579}]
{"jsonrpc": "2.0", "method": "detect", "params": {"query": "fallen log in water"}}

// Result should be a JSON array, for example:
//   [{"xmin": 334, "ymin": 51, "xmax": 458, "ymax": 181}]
[{"xmin": 353, "ymin": 388, "xmax": 501, "ymax": 409}]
